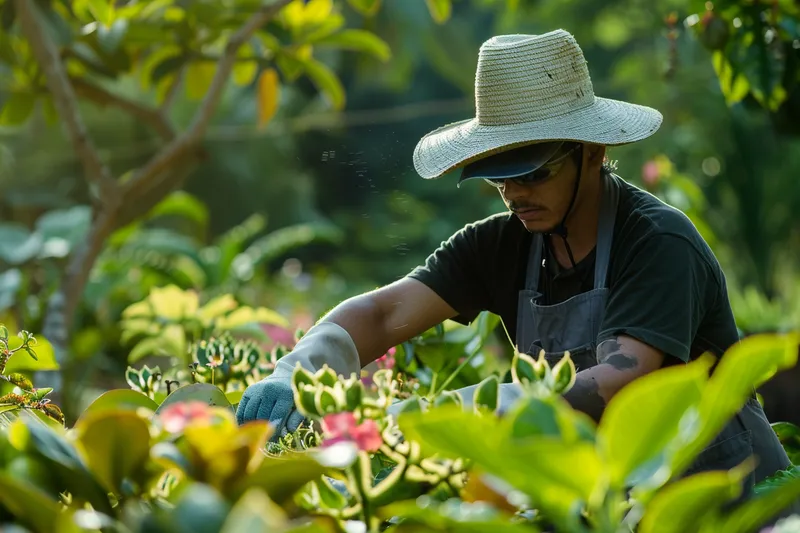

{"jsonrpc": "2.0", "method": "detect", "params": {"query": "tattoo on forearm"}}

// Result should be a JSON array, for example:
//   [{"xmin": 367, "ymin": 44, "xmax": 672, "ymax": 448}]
[
  {"xmin": 562, "ymin": 376, "xmax": 606, "ymax": 423},
  {"xmin": 596, "ymin": 339, "xmax": 639, "ymax": 371}
]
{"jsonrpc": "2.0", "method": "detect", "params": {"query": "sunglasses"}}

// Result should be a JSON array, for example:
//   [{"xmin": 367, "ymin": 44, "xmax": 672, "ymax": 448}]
[{"xmin": 483, "ymin": 143, "xmax": 581, "ymax": 189}]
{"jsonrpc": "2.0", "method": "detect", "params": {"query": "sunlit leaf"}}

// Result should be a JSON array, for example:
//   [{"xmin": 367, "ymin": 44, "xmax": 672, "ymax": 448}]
[
  {"xmin": 639, "ymin": 460, "xmax": 754, "ymax": 533},
  {"xmin": 4, "ymin": 336, "xmax": 59, "ymax": 372},
  {"xmin": 155, "ymin": 383, "xmax": 231, "ymax": 415},
  {"xmin": 299, "ymin": 57, "xmax": 345, "ymax": 110},
  {"xmin": 346, "ymin": 0, "xmax": 381, "ymax": 16},
  {"xmin": 425, "ymin": 0, "xmax": 452, "ymax": 24},
  {"xmin": 313, "ymin": 29, "xmax": 391, "ymax": 61},
  {"xmin": 755, "ymin": 464, "xmax": 800, "ymax": 497},
  {"xmin": 597, "ymin": 357, "xmax": 710, "ymax": 489},
  {"xmin": 79, "ymin": 389, "xmax": 159, "ymax": 419},
  {"xmin": 185, "ymin": 60, "xmax": 216, "ymax": 101},
  {"xmin": 74, "ymin": 410, "xmax": 151, "ymax": 494}
]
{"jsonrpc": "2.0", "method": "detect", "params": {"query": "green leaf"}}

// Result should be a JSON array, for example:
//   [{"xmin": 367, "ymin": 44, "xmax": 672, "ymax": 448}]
[
  {"xmin": 0, "ymin": 223, "xmax": 40, "ymax": 264},
  {"xmin": 0, "ymin": 472, "xmax": 62, "ymax": 533},
  {"xmin": 155, "ymin": 383, "xmax": 231, "ymax": 414},
  {"xmin": 185, "ymin": 60, "xmax": 216, "ymax": 100},
  {"xmin": 0, "ymin": 92, "xmax": 36, "ymax": 126},
  {"xmin": 313, "ymin": 29, "xmax": 390, "ymax": 61},
  {"xmin": 639, "ymin": 460, "xmax": 754, "ymax": 533},
  {"xmin": 299, "ymin": 57, "xmax": 345, "ymax": 110},
  {"xmin": 670, "ymin": 333, "xmax": 799, "ymax": 477},
  {"xmin": 233, "ymin": 42, "xmax": 258, "ymax": 86},
  {"xmin": 170, "ymin": 482, "xmax": 231, "ymax": 533},
  {"xmin": 220, "ymin": 488, "xmax": 287, "ymax": 532},
  {"xmin": 425, "ymin": 0, "xmax": 452, "ymax": 24},
  {"xmin": 74, "ymin": 410, "xmax": 151, "ymax": 494},
  {"xmin": 146, "ymin": 190, "xmax": 209, "ymax": 229},
  {"xmin": 96, "ymin": 18, "xmax": 128, "ymax": 54},
  {"xmin": 399, "ymin": 406, "xmax": 602, "ymax": 529},
  {"xmin": 378, "ymin": 498, "xmax": 540, "ymax": 532},
  {"xmin": 719, "ymin": 473, "xmax": 800, "ymax": 533},
  {"xmin": 346, "ymin": 0, "xmax": 381, "ymax": 16},
  {"xmin": 79, "ymin": 389, "xmax": 159, "ymax": 419},
  {"xmin": 234, "ymin": 454, "xmax": 328, "ymax": 506},
  {"xmin": 197, "ymin": 294, "xmax": 239, "ymax": 324},
  {"xmin": 755, "ymin": 464, "xmax": 800, "ymax": 497},
  {"xmin": 128, "ymin": 335, "xmax": 180, "ymax": 362},
  {"xmin": 597, "ymin": 358, "xmax": 709, "ymax": 489},
  {"xmin": 771, "ymin": 422, "xmax": 800, "ymax": 464},
  {"xmin": 4, "ymin": 336, "xmax": 59, "ymax": 372}
]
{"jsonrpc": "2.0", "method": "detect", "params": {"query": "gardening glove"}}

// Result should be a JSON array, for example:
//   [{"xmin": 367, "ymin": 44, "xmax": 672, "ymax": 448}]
[{"xmin": 236, "ymin": 321, "xmax": 361, "ymax": 437}]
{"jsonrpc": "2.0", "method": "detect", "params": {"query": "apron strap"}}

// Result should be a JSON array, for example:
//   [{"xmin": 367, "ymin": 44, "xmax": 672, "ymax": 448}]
[
  {"xmin": 593, "ymin": 173, "xmax": 620, "ymax": 290},
  {"xmin": 524, "ymin": 232, "xmax": 543, "ymax": 292}
]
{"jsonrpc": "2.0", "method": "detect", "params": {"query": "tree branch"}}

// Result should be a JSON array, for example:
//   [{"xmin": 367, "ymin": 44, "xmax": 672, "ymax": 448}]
[
  {"xmin": 70, "ymin": 77, "xmax": 176, "ymax": 141},
  {"xmin": 15, "ymin": 0, "xmax": 120, "ymax": 208},
  {"xmin": 121, "ymin": 0, "xmax": 293, "ymax": 200}
]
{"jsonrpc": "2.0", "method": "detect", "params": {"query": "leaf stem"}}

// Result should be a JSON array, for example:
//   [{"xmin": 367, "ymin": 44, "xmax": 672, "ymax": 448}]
[{"xmin": 432, "ymin": 339, "xmax": 482, "ymax": 396}]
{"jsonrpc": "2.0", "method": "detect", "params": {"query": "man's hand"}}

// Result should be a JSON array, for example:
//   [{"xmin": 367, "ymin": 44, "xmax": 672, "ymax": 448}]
[{"xmin": 562, "ymin": 335, "xmax": 665, "ymax": 422}]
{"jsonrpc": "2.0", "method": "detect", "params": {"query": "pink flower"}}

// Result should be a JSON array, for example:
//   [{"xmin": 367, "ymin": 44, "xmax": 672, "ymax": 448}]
[
  {"xmin": 375, "ymin": 346, "xmax": 396, "ymax": 370},
  {"xmin": 641, "ymin": 160, "xmax": 660, "ymax": 187},
  {"xmin": 320, "ymin": 412, "xmax": 382, "ymax": 452},
  {"xmin": 159, "ymin": 401, "xmax": 212, "ymax": 433}
]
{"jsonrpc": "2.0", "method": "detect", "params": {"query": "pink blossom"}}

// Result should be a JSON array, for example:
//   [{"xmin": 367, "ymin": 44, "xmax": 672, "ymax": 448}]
[
  {"xmin": 641, "ymin": 160, "xmax": 660, "ymax": 187},
  {"xmin": 320, "ymin": 412, "xmax": 382, "ymax": 452},
  {"xmin": 159, "ymin": 401, "xmax": 212, "ymax": 433},
  {"xmin": 375, "ymin": 346, "xmax": 396, "ymax": 370}
]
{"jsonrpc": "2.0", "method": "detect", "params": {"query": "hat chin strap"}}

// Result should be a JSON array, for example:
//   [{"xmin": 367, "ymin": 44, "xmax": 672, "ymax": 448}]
[{"xmin": 545, "ymin": 149, "xmax": 584, "ymax": 270}]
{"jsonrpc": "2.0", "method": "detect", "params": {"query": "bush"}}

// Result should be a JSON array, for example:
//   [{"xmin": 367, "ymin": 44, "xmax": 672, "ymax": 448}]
[{"xmin": 1, "ymin": 313, "xmax": 800, "ymax": 532}]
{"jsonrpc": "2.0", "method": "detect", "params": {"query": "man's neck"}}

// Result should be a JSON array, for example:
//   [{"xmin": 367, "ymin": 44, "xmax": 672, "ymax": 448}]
[{"xmin": 547, "ymin": 171, "xmax": 604, "ymax": 268}]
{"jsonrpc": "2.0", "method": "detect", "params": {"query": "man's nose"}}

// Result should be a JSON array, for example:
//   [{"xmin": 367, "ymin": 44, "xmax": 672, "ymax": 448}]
[{"xmin": 500, "ymin": 179, "xmax": 528, "ymax": 201}]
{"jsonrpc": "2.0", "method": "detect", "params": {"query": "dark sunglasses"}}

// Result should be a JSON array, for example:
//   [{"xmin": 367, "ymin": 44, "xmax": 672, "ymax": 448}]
[{"xmin": 483, "ymin": 143, "xmax": 581, "ymax": 189}]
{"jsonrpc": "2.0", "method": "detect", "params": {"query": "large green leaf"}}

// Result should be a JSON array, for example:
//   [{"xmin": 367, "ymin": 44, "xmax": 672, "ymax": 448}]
[
  {"xmin": 639, "ymin": 461, "xmax": 753, "ymax": 533},
  {"xmin": 4, "ymin": 336, "xmax": 59, "ymax": 372},
  {"xmin": 379, "ymin": 499, "xmax": 541, "ymax": 532},
  {"xmin": 79, "ymin": 389, "xmax": 159, "ymax": 419},
  {"xmin": 755, "ymin": 465, "xmax": 800, "ymax": 497},
  {"xmin": 346, "ymin": 0, "xmax": 381, "ymax": 16},
  {"xmin": 0, "ymin": 472, "xmax": 61, "ymax": 533},
  {"xmin": 597, "ymin": 357, "xmax": 710, "ymax": 489},
  {"xmin": 299, "ymin": 57, "xmax": 345, "ymax": 110},
  {"xmin": 425, "ymin": 0, "xmax": 452, "ymax": 24},
  {"xmin": 168, "ymin": 482, "xmax": 232, "ymax": 533},
  {"xmin": 74, "ymin": 410, "xmax": 152, "ymax": 494},
  {"xmin": 669, "ymin": 334, "xmax": 799, "ymax": 477},
  {"xmin": 235, "ymin": 454, "xmax": 328, "ymax": 506},
  {"xmin": 399, "ymin": 406, "xmax": 602, "ymax": 529},
  {"xmin": 219, "ymin": 488, "xmax": 288, "ymax": 532},
  {"xmin": 146, "ymin": 190, "xmax": 209, "ymax": 230},
  {"xmin": 771, "ymin": 422, "xmax": 800, "ymax": 464},
  {"xmin": 715, "ymin": 472, "xmax": 800, "ymax": 533},
  {"xmin": 155, "ymin": 383, "xmax": 231, "ymax": 415},
  {"xmin": 0, "ymin": 223, "xmax": 40, "ymax": 264},
  {"xmin": 313, "ymin": 29, "xmax": 390, "ymax": 61}
]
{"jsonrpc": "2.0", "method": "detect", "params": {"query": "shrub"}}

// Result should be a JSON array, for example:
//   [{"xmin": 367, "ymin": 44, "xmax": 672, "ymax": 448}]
[{"xmin": 1, "ymin": 320, "xmax": 800, "ymax": 533}]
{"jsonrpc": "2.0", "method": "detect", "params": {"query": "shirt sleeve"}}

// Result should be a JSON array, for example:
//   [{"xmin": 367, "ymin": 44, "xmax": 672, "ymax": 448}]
[
  {"xmin": 406, "ymin": 219, "xmax": 495, "ymax": 325},
  {"xmin": 597, "ymin": 233, "xmax": 717, "ymax": 362}
]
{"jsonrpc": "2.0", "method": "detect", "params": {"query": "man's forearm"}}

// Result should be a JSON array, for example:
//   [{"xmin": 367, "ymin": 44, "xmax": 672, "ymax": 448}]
[{"xmin": 561, "ymin": 336, "xmax": 665, "ymax": 423}]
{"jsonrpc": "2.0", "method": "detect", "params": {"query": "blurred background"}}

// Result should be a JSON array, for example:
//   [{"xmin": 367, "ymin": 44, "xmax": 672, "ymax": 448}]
[{"xmin": 0, "ymin": 0, "xmax": 799, "ymax": 421}]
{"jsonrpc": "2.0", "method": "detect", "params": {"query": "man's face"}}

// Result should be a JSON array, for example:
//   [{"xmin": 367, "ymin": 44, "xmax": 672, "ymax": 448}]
[{"xmin": 496, "ymin": 144, "xmax": 583, "ymax": 233}]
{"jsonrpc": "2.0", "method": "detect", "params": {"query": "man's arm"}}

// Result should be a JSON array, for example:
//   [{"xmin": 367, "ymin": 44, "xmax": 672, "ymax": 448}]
[
  {"xmin": 322, "ymin": 277, "xmax": 460, "ymax": 367},
  {"xmin": 562, "ymin": 335, "xmax": 665, "ymax": 422}
]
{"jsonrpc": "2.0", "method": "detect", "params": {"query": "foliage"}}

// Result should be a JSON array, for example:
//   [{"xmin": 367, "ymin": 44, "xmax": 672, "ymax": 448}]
[{"xmin": 2, "ymin": 321, "xmax": 800, "ymax": 533}]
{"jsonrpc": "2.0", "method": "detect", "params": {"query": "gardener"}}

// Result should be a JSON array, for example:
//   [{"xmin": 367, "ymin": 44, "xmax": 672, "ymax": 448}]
[{"xmin": 237, "ymin": 30, "xmax": 793, "ymax": 506}]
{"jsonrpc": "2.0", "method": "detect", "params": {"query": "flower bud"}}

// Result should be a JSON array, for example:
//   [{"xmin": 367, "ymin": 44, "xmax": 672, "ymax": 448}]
[
  {"xmin": 473, "ymin": 375, "xmax": 499, "ymax": 414},
  {"xmin": 551, "ymin": 351, "xmax": 576, "ymax": 394}
]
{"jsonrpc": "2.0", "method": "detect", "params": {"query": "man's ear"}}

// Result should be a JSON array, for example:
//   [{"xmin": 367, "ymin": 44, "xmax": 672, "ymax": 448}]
[{"xmin": 584, "ymin": 143, "xmax": 607, "ymax": 171}]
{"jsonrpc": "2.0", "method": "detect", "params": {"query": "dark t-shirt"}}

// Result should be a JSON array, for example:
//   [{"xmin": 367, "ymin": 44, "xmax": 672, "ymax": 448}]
[{"xmin": 407, "ymin": 174, "xmax": 740, "ymax": 364}]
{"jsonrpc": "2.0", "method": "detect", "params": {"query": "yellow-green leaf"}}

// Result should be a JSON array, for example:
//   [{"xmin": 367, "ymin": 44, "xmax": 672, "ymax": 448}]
[
  {"xmin": 313, "ymin": 29, "xmax": 391, "ymax": 61},
  {"xmin": 148, "ymin": 285, "xmax": 199, "ymax": 319},
  {"xmin": 185, "ymin": 60, "xmax": 217, "ymax": 101},
  {"xmin": 233, "ymin": 42, "xmax": 258, "ymax": 86},
  {"xmin": 425, "ymin": 0, "xmax": 451, "ymax": 24},
  {"xmin": 4, "ymin": 336, "xmax": 59, "ymax": 372},
  {"xmin": 74, "ymin": 410, "xmax": 151, "ymax": 494},
  {"xmin": 256, "ymin": 68, "xmax": 281, "ymax": 129},
  {"xmin": 0, "ymin": 472, "xmax": 62, "ymax": 532},
  {"xmin": 639, "ymin": 460, "xmax": 753, "ymax": 533},
  {"xmin": 597, "ymin": 357, "xmax": 710, "ymax": 489},
  {"xmin": 300, "ymin": 57, "xmax": 345, "ymax": 110},
  {"xmin": 79, "ymin": 390, "xmax": 159, "ymax": 420},
  {"xmin": 198, "ymin": 294, "xmax": 239, "ymax": 324},
  {"xmin": 155, "ymin": 383, "xmax": 231, "ymax": 415}
]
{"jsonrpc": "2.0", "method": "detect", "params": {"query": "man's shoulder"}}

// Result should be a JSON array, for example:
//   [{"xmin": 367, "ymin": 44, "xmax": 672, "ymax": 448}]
[{"xmin": 615, "ymin": 176, "xmax": 710, "ymax": 247}]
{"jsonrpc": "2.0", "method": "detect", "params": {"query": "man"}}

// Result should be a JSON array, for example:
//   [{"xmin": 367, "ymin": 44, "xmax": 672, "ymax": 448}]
[{"xmin": 237, "ymin": 30, "xmax": 792, "ymax": 507}]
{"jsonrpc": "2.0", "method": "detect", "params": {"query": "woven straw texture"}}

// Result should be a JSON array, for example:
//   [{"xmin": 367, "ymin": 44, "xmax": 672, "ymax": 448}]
[{"xmin": 413, "ymin": 30, "xmax": 663, "ymax": 180}]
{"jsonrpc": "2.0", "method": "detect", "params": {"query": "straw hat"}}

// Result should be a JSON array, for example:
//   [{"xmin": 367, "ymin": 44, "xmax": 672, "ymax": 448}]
[{"xmin": 413, "ymin": 29, "xmax": 663, "ymax": 180}]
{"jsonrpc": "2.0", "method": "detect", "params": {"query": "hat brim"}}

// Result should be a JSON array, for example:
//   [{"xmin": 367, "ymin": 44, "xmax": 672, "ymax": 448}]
[
  {"xmin": 458, "ymin": 141, "xmax": 564, "ymax": 185},
  {"xmin": 413, "ymin": 96, "xmax": 663, "ymax": 180}
]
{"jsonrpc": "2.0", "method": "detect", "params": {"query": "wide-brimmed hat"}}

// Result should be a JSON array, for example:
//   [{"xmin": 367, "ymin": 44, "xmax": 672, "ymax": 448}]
[{"xmin": 413, "ymin": 29, "xmax": 663, "ymax": 180}]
